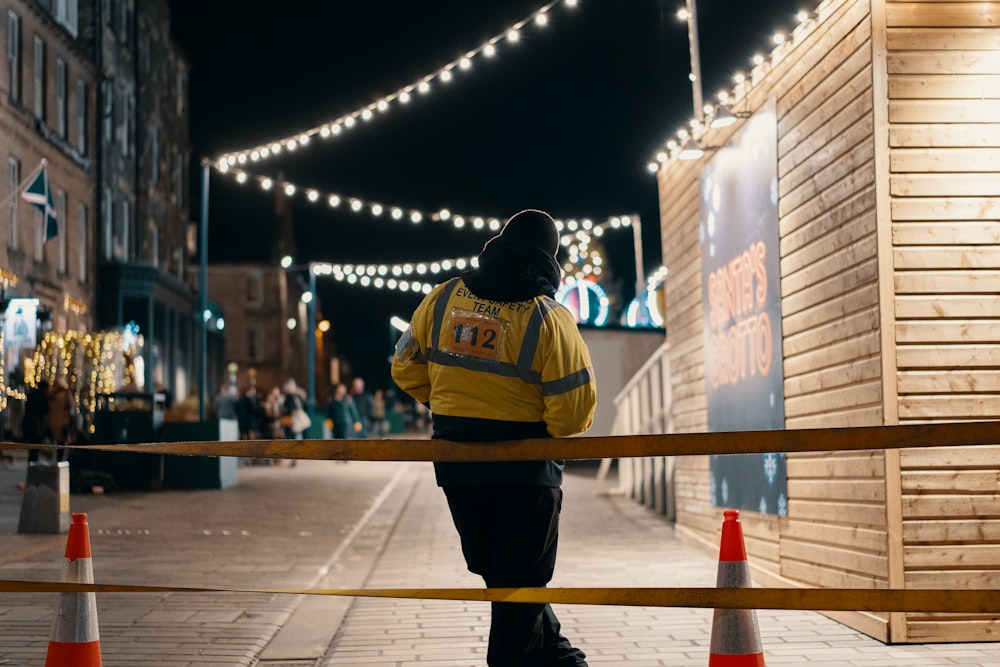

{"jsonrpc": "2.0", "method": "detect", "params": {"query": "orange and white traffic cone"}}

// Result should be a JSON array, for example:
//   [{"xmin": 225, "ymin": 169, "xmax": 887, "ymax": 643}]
[
  {"xmin": 708, "ymin": 510, "xmax": 765, "ymax": 666},
  {"xmin": 45, "ymin": 513, "xmax": 102, "ymax": 666}
]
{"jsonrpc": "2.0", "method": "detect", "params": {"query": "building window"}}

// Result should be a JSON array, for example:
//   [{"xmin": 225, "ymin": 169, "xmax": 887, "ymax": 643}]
[
  {"xmin": 53, "ymin": 0, "xmax": 78, "ymax": 37},
  {"xmin": 102, "ymin": 186, "xmax": 112, "ymax": 260},
  {"xmin": 246, "ymin": 274, "xmax": 263, "ymax": 305},
  {"xmin": 150, "ymin": 222, "xmax": 158, "ymax": 267},
  {"xmin": 247, "ymin": 328, "xmax": 259, "ymax": 362},
  {"xmin": 101, "ymin": 80, "xmax": 112, "ymax": 146},
  {"xmin": 75, "ymin": 79, "xmax": 87, "ymax": 154},
  {"xmin": 118, "ymin": 0, "xmax": 128, "ymax": 42},
  {"xmin": 139, "ymin": 34, "xmax": 149, "ymax": 74},
  {"xmin": 176, "ymin": 68, "xmax": 185, "ymax": 116},
  {"xmin": 173, "ymin": 246, "xmax": 184, "ymax": 281},
  {"xmin": 33, "ymin": 36, "xmax": 44, "ymax": 120},
  {"xmin": 7, "ymin": 12, "xmax": 21, "ymax": 105},
  {"xmin": 150, "ymin": 124, "xmax": 158, "ymax": 184},
  {"xmin": 56, "ymin": 57, "xmax": 67, "ymax": 137},
  {"xmin": 119, "ymin": 88, "xmax": 129, "ymax": 156},
  {"xmin": 175, "ymin": 153, "xmax": 184, "ymax": 208},
  {"xmin": 57, "ymin": 191, "xmax": 67, "ymax": 273},
  {"xmin": 77, "ymin": 203, "xmax": 87, "ymax": 282},
  {"xmin": 8, "ymin": 158, "xmax": 19, "ymax": 250},
  {"xmin": 119, "ymin": 199, "xmax": 129, "ymax": 261}
]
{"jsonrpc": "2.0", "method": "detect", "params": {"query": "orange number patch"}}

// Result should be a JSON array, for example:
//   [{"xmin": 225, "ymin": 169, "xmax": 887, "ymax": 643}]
[{"xmin": 445, "ymin": 308, "xmax": 508, "ymax": 361}]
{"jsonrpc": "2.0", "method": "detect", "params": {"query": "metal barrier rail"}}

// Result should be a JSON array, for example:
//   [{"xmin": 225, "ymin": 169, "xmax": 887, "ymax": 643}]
[
  {"xmin": 2, "ymin": 420, "xmax": 997, "ymax": 460},
  {"xmin": 2, "ymin": 580, "xmax": 999, "ymax": 613},
  {"xmin": 5, "ymin": 420, "xmax": 1000, "ymax": 614}
]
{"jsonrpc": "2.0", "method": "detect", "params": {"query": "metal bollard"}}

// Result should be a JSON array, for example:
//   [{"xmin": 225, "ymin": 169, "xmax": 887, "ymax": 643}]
[{"xmin": 18, "ymin": 460, "xmax": 71, "ymax": 534}]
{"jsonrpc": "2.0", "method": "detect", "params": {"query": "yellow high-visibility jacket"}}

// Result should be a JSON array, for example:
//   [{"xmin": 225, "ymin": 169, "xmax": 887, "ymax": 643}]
[{"xmin": 392, "ymin": 277, "xmax": 596, "ymax": 470}]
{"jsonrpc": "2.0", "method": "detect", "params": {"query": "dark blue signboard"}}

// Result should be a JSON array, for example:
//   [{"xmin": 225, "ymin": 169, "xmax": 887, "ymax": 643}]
[{"xmin": 700, "ymin": 100, "xmax": 788, "ymax": 517}]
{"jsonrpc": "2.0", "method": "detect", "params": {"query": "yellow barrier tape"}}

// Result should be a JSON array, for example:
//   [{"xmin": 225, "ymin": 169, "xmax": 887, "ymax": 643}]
[
  {"xmin": 2, "ymin": 421, "xmax": 998, "ymax": 461},
  {"xmin": 1, "ymin": 580, "xmax": 998, "ymax": 613}
]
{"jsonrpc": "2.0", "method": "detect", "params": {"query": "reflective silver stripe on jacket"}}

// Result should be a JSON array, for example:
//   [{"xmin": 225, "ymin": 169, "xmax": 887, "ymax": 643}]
[
  {"xmin": 425, "ymin": 348, "xmax": 524, "ymax": 378},
  {"xmin": 430, "ymin": 278, "xmax": 460, "ymax": 347},
  {"xmin": 542, "ymin": 365, "xmax": 595, "ymax": 397},
  {"xmin": 515, "ymin": 298, "xmax": 556, "ymax": 384}
]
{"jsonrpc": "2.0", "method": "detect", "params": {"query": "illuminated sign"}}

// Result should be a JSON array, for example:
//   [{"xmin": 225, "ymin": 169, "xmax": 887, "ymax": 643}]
[
  {"xmin": 3, "ymin": 298, "xmax": 39, "ymax": 351},
  {"xmin": 699, "ymin": 99, "xmax": 787, "ymax": 517}
]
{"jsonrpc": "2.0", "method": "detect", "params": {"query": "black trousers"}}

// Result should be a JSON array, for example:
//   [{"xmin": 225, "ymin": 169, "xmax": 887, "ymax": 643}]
[{"xmin": 443, "ymin": 484, "xmax": 588, "ymax": 667}]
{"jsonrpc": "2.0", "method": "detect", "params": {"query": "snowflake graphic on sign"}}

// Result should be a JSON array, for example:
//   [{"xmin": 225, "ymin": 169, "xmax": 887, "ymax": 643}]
[{"xmin": 763, "ymin": 453, "xmax": 778, "ymax": 484}]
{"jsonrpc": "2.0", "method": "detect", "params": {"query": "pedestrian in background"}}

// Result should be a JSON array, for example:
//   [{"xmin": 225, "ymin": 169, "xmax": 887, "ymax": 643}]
[
  {"xmin": 391, "ymin": 208, "xmax": 597, "ymax": 666},
  {"xmin": 21, "ymin": 380, "xmax": 50, "ymax": 464},
  {"xmin": 235, "ymin": 387, "xmax": 259, "ymax": 440},
  {"xmin": 214, "ymin": 383, "xmax": 238, "ymax": 421},
  {"xmin": 47, "ymin": 381, "xmax": 76, "ymax": 461},
  {"xmin": 370, "ymin": 389, "xmax": 387, "ymax": 436},
  {"xmin": 261, "ymin": 386, "xmax": 284, "ymax": 438},
  {"xmin": 325, "ymin": 383, "xmax": 360, "ymax": 441},
  {"xmin": 280, "ymin": 379, "xmax": 310, "ymax": 466},
  {"xmin": 350, "ymin": 377, "xmax": 373, "ymax": 437}
]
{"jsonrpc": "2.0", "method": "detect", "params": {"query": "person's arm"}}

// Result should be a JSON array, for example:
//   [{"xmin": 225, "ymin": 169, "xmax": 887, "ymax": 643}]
[
  {"xmin": 537, "ymin": 306, "xmax": 597, "ymax": 438},
  {"xmin": 390, "ymin": 286, "xmax": 441, "ymax": 405}
]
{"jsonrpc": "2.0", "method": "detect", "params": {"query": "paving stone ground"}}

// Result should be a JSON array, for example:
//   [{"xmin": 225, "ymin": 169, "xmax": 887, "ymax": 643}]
[{"xmin": 2, "ymin": 447, "xmax": 1000, "ymax": 666}]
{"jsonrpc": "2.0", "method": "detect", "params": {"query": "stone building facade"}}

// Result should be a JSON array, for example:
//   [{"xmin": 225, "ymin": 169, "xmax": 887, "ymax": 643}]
[
  {"xmin": 2, "ymin": 0, "xmax": 97, "ymax": 334},
  {"xmin": 1, "ymin": 0, "xmax": 213, "ymax": 413}
]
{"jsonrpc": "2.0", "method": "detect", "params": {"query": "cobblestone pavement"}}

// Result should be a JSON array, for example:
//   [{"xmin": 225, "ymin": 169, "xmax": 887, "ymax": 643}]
[{"xmin": 2, "ymin": 448, "xmax": 1000, "ymax": 666}]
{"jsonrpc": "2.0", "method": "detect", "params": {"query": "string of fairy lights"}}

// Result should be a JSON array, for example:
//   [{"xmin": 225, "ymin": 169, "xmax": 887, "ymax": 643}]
[
  {"xmin": 209, "ymin": 0, "xmax": 709, "ymax": 306},
  {"xmin": 217, "ymin": 159, "xmax": 640, "ymax": 291},
  {"xmin": 313, "ymin": 245, "xmax": 660, "ymax": 300},
  {"xmin": 215, "ymin": 0, "xmax": 580, "ymax": 166},
  {"xmin": 214, "ymin": 1, "xmax": 828, "ymax": 303},
  {"xmin": 219, "ymin": 1, "xmax": 829, "ymax": 315},
  {"xmin": 218, "ymin": 162, "xmax": 629, "ymax": 241},
  {"xmin": 646, "ymin": 2, "xmax": 824, "ymax": 171},
  {"xmin": 299, "ymin": 213, "xmax": 637, "ymax": 296}
]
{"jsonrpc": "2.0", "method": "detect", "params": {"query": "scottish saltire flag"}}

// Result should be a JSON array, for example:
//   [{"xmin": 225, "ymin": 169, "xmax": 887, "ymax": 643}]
[{"xmin": 20, "ymin": 162, "xmax": 58, "ymax": 241}]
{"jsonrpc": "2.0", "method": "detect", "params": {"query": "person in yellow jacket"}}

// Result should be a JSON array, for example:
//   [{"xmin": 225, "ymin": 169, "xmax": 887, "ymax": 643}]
[{"xmin": 392, "ymin": 209, "xmax": 596, "ymax": 666}]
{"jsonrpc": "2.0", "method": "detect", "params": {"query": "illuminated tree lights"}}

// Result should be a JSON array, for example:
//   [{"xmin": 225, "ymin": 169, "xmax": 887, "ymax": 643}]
[
  {"xmin": 216, "ymin": 0, "xmax": 581, "ymax": 165},
  {"xmin": 29, "ymin": 328, "xmax": 143, "ymax": 429}
]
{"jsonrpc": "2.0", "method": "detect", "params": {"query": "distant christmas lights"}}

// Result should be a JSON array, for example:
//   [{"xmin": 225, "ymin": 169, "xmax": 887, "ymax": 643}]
[
  {"xmin": 216, "ymin": 0, "xmax": 581, "ymax": 165},
  {"xmin": 303, "ymin": 244, "xmax": 662, "ymax": 307}
]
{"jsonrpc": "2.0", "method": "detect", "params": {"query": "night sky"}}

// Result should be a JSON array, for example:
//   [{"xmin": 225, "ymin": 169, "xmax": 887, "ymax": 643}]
[{"xmin": 166, "ymin": 0, "xmax": 806, "ymax": 389}]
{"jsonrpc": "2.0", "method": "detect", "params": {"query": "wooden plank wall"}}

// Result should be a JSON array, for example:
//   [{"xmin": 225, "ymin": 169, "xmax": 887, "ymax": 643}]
[
  {"xmin": 777, "ymin": 0, "xmax": 892, "ymax": 641},
  {"xmin": 886, "ymin": 0, "xmax": 1000, "ymax": 643},
  {"xmin": 659, "ymin": 0, "xmax": 895, "ymax": 640}
]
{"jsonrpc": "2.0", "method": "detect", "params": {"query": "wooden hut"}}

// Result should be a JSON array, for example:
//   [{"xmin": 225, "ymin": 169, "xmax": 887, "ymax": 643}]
[{"xmin": 655, "ymin": 0, "xmax": 1000, "ymax": 643}]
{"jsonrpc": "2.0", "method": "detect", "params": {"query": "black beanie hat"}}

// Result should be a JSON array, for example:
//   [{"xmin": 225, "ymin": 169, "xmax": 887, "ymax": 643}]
[{"xmin": 485, "ymin": 209, "xmax": 560, "ymax": 258}]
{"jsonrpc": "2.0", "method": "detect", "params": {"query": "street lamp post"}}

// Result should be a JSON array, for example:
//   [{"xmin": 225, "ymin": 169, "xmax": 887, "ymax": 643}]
[
  {"xmin": 629, "ymin": 214, "xmax": 646, "ymax": 299},
  {"xmin": 281, "ymin": 255, "xmax": 317, "ymax": 414},
  {"xmin": 681, "ymin": 0, "xmax": 704, "ymax": 123},
  {"xmin": 306, "ymin": 265, "xmax": 316, "ymax": 414},
  {"xmin": 198, "ymin": 162, "xmax": 210, "ymax": 421}
]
